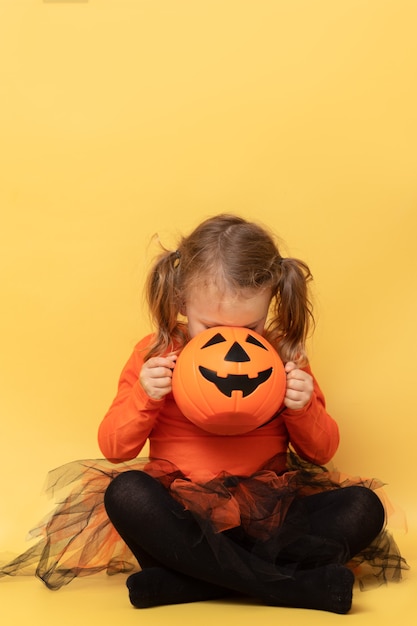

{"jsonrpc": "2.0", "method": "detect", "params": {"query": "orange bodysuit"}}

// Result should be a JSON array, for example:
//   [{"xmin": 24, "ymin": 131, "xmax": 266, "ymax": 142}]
[{"xmin": 98, "ymin": 334, "xmax": 340, "ymax": 481}]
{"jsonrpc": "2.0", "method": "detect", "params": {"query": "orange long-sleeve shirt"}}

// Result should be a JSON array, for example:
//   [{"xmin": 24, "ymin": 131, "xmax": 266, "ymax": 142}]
[{"xmin": 98, "ymin": 335, "xmax": 339, "ymax": 481}]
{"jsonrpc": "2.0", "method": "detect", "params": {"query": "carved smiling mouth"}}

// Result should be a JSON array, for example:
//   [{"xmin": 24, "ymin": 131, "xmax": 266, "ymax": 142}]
[{"xmin": 198, "ymin": 366, "xmax": 273, "ymax": 398}]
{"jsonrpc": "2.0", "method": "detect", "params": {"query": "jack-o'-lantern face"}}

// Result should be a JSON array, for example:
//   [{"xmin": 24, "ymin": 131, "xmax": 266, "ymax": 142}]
[
  {"xmin": 172, "ymin": 326, "xmax": 286, "ymax": 435},
  {"xmin": 198, "ymin": 330, "xmax": 274, "ymax": 397}
]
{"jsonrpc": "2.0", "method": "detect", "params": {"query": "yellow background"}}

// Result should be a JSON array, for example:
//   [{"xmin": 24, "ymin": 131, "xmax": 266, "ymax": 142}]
[{"xmin": 1, "ymin": 1, "xmax": 416, "ymax": 624}]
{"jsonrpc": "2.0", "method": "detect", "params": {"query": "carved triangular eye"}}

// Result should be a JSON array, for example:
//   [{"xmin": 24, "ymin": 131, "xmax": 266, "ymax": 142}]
[
  {"xmin": 201, "ymin": 333, "xmax": 226, "ymax": 349},
  {"xmin": 246, "ymin": 334, "xmax": 267, "ymax": 350}
]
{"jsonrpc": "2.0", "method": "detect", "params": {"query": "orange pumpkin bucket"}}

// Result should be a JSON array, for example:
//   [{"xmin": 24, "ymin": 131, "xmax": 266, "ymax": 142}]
[{"xmin": 172, "ymin": 326, "xmax": 286, "ymax": 435}]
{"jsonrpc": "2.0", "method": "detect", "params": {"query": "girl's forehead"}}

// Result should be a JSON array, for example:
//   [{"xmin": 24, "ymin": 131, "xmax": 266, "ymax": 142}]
[
  {"xmin": 189, "ymin": 282, "xmax": 255, "ymax": 302},
  {"xmin": 188, "ymin": 284, "xmax": 271, "ymax": 313}
]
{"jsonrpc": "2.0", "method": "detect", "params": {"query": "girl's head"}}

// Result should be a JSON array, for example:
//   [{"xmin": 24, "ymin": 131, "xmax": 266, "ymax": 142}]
[{"xmin": 145, "ymin": 214, "xmax": 313, "ymax": 364}]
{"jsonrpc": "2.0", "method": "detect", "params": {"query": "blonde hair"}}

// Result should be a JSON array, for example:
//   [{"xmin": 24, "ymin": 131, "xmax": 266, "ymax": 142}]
[{"xmin": 145, "ymin": 214, "xmax": 314, "ymax": 364}]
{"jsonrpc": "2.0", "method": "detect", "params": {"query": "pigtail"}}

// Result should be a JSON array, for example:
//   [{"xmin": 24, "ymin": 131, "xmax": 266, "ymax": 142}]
[
  {"xmin": 144, "ymin": 249, "xmax": 187, "ymax": 360},
  {"xmin": 268, "ymin": 257, "xmax": 314, "ymax": 366}
]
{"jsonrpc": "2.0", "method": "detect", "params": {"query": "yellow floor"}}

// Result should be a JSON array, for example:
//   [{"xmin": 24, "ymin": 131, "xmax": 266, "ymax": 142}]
[{"xmin": 2, "ymin": 531, "xmax": 415, "ymax": 626}]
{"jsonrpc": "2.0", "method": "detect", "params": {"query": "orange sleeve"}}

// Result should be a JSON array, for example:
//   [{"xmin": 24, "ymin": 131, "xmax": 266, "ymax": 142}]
[
  {"xmin": 281, "ymin": 365, "xmax": 340, "ymax": 465},
  {"xmin": 98, "ymin": 335, "xmax": 164, "ymax": 463}
]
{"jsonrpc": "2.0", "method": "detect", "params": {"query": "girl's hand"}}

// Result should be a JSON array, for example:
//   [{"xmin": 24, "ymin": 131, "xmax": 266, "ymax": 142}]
[
  {"xmin": 284, "ymin": 361, "xmax": 313, "ymax": 411},
  {"xmin": 140, "ymin": 354, "xmax": 177, "ymax": 400}
]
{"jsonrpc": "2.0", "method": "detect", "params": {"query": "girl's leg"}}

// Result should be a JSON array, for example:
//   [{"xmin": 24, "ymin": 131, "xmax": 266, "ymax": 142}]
[
  {"xmin": 284, "ymin": 485, "xmax": 386, "ymax": 563},
  {"xmin": 126, "ymin": 567, "xmax": 234, "ymax": 608},
  {"xmin": 104, "ymin": 471, "xmax": 354, "ymax": 613}
]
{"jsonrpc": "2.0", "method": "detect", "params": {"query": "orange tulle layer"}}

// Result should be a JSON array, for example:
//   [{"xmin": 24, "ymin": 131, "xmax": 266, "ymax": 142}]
[{"xmin": 0, "ymin": 453, "xmax": 408, "ymax": 590}]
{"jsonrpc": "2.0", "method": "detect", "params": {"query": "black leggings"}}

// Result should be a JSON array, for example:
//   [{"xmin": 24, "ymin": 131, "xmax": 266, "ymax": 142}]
[{"xmin": 104, "ymin": 470, "xmax": 385, "ymax": 611}]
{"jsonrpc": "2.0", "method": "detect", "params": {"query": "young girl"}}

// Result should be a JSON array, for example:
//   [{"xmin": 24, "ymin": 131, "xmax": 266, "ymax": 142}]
[
  {"xmin": 98, "ymin": 214, "xmax": 404, "ymax": 612},
  {"xmin": 0, "ymin": 214, "xmax": 406, "ymax": 611}
]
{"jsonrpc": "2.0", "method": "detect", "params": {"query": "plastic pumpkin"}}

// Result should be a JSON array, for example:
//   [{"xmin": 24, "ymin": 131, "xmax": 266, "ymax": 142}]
[{"xmin": 172, "ymin": 326, "xmax": 286, "ymax": 435}]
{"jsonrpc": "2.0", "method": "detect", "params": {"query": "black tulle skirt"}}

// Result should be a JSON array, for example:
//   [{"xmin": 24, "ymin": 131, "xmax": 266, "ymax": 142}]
[{"xmin": 0, "ymin": 452, "xmax": 408, "ymax": 591}]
